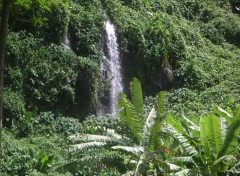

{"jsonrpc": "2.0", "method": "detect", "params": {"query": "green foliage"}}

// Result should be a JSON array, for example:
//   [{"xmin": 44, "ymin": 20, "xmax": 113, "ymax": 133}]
[
  {"xmin": 31, "ymin": 112, "xmax": 80, "ymax": 136},
  {"xmin": 3, "ymin": 89, "xmax": 25, "ymax": 127},
  {"xmin": 13, "ymin": 112, "xmax": 33, "ymax": 137},
  {"xmin": 79, "ymin": 114, "xmax": 129, "ymax": 135},
  {"xmin": 104, "ymin": 0, "xmax": 240, "ymax": 99},
  {"xmin": 0, "ymin": 130, "xmax": 71, "ymax": 175},
  {"xmin": 67, "ymin": 78, "xmax": 170, "ymax": 175},
  {"xmin": 73, "ymin": 56, "xmax": 104, "ymax": 119},
  {"xmin": 10, "ymin": 0, "xmax": 70, "ymax": 43},
  {"xmin": 2, "ymin": 0, "xmax": 240, "ymax": 175},
  {"xmin": 131, "ymin": 77, "xmax": 144, "ymax": 114},
  {"xmin": 5, "ymin": 32, "xmax": 78, "ymax": 113},
  {"xmin": 69, "ymin": 0, "xmax": 104, "ymax": 58},
  {"xmin": 167, "ymin": 105, "xmax": 240, "ymax": 175}
]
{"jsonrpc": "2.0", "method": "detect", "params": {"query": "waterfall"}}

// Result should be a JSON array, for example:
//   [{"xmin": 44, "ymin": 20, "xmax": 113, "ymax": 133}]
[
  {"xmin": 63, "ymin": 30, "xmax": 72, "ymax": 50},
  {"xmin": 99, "ymin": 19, "xmax": 123, "ymax": 116}
]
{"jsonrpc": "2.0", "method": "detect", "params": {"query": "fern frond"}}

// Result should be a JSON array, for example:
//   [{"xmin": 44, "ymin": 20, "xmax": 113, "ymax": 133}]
[{"xmin": 69, "ymin": 142, "xmax": 107, "ymax": 151}]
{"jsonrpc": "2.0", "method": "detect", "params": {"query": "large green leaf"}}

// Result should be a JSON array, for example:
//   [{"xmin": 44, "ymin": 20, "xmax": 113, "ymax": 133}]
[
  {"xmin": 157, "ymin": 91, "xmax": 167, "ymax": 118},
  {"xmin": 200, "ymin": 115, "xmax": 210, "ymax": 158},
  {"xmin": 69, "ymin": 142, "xmax": 107, "ymax": 151},
  {"xmin": 118, "ymin": 93, "xmax": 144, "ymax": 143},
  {"xmin": 234, "ymin": 105, "xmax": 240, "ymax": 135},
  {"xmin": 167, "ymin": 114, "xmax": 197, "ymax": 155},
  {"xmin": 218, "ymin": 118, "xmax": 240, "ymax": 157},
  {"xmin": 149, "ymin": 118, "xmax": 163, "ymax": 152},
  {"xmin": 141, "ymin": 108, "xmax": 156, "ymax": 148},
  {"xmin": 213, "ymin": 155, "xmax": 237, "ymax": 172},
  {"xmin": 200, "ymin": 114, "xmax": 223, "ymax": 161},
  {"xmin": 112, "ymin": 146, "xmax": 144, "ymax": 155},
  {"xmin": 131, "ymin": 77, "xmax": 144, "ymax": 114},
  {"xmin": 213, "ymin": 106, "xmax": 233, "ymax": 124},
  {"xmin": 206, "ymin": 113, "xmax": 223, "ymax": 155},
  {"xmin": 69, "ymin": 133, "xmax": 130, "ymax": 145}
]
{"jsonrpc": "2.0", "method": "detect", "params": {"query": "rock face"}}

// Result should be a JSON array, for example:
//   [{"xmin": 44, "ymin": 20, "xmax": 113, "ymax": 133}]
[{"xmin": 154, "ymin": 61, "xmax": 174, "ymax": 91}]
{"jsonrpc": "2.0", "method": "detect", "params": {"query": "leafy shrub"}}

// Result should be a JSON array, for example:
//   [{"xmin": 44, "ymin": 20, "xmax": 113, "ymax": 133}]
[
  {"xmin": 3, "ymin": 89, "xmax": 25, "ymax": 128},
  {"xmin": 72, "ymin": 57, "xmax": 104, "ymax": 119},
  {"xmin": 80, "ymin": 114, "xmax": 129, "ymax": 135},
  {"xmin": 0, "ymin": 130, "xmax": 72, "ymax": 176},
  {"xmin": 69, "ymin": 0, "xmax": 104, "ymax": 58},
  {"xmin": 9, "ymin": 0, "xmax": 70, "ymax": 43},
  {"xmin": 5, "ymin": 32, "xmax": 78, "ymax": 113},
  {"xmin": 31, "ymin": 112, "xmax": 81, "ymax": 135}
]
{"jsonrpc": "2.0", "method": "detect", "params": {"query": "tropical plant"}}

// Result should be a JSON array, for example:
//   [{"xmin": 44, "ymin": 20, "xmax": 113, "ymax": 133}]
[
  {"xmin": 166, "ymin": 105, "xmax": 240, "ymax": 175},
  {"xmin": 63, "ymin": 78, "xmax": 175, "ymax": 175}
]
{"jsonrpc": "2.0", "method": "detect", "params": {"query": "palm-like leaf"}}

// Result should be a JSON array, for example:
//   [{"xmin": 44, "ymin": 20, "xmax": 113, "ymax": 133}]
[
  {"xmin": 171, "ymin": 169, "xmax": 199, "ymax": 176},
  {"xmin": 141, "ymin": 108, "xmax": 157, "ymax": 148},
  {"xmin": 112, "ymin": 146, "xmax": 144, "ymax": 155},
  {"xmin": 134, "ymin": 154, "xmax": 148, "ymax": 176},
  {"xmin": 149, "ymin": 92, "xmax": 167, "ymax": 151},
  {"xmin": 69, "ymin": 142, "xmax": 106, "ymax": 151},
  {"xmin": 167, "ymin": 114, "xmax": 197, "ymax": 155},
  {"xmin": 69, "ymin": 133, "xmax": 131, "ymax": 146},
  {"xmin": 131, "ymin": 77, "xmax": 144, "ymax": 114},
  {"xmin": 218, "ymin": 118, "xmax": 240, "ymax": 157},
  {"xmin": 157, "ymin": 91, "xmax": 167, "ymax": 118},
  {"xmin": 200, "ymin": 114, "xmax": 223, "ymax": 157},
  {"xmin": 118, "ymin": 93, "xmax": 144, "ymax": 143},
  {"xmin": 168, "ymin": 106, "xmax": 240, "ymax": 175},
  {"xmin": 57, "ymin": 150, "xmax": 124, "ymax": 172},
  {"xmin": 213, "ymin": 106, "xmax": 233, "ymax": 123}
]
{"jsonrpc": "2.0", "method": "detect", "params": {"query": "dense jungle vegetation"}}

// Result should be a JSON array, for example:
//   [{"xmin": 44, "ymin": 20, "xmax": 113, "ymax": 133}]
[{"xmin": 0, "ymin": 0, "xmax": 240, "ymax": 175}]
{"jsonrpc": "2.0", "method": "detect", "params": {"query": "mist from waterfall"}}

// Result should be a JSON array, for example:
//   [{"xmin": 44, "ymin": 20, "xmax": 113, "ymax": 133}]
[{"xmin": 99, "ymin": 19, "xmax": 123, "ymax": 116}]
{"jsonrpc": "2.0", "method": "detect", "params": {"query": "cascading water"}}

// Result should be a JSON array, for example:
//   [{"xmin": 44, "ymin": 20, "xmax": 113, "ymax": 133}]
[
  {"xmin": 99, "ymin": 19, "xmax": 123, "ymax": 116},
  {"xmin": 63, "ymin": 30, "xmax": 72, "ymax": 50}
]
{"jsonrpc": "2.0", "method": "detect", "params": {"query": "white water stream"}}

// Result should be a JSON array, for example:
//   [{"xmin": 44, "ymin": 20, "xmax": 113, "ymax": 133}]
[{"xmin": 99, "ymin": 19, "xmax": 123, "ymax": 116}]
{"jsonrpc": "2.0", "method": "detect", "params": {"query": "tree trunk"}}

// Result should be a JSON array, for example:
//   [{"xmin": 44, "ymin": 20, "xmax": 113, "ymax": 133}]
[{"xmin": 0, "ymin": 0, "xmax": 11, "ymax": 156}]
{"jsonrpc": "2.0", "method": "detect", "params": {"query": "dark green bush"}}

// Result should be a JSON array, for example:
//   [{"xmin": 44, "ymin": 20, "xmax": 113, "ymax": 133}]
[
  {"xmin": 80, "ymin": 115, "xmax": 122, "ymax": 134},
  {"xmin": 9, "ymin": 0, "xmax": 69, "ymax": 43},
  {"xmin": 31, "ymin": 112, "xmax": 80, "ymax": 135},
  {"xmin": 3, "ymin": 89, "xmax": 25, "ymax": 128},
  {"xmin": 5, "ymin": 32, "xmax": 78, "ymax": 113},
  {"xmin": 0, "ymin": 131, "xmax": 72, "ymax": 176},
  {"xmin": 69, "ymin": 0, "xmax": 104, "ymax": 58}
]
